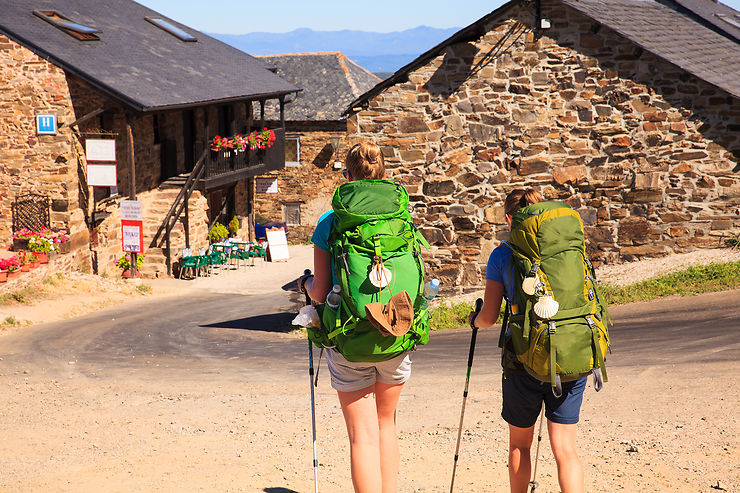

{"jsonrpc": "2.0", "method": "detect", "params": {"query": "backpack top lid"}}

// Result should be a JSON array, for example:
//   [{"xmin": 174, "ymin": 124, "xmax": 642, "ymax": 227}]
[
  {"xmin": 509, "ymin": 201, "xmax": 585, "ymax": 261},
  {"xmin": 331, "ymin": 180, "xmax": 411, "ymax": 233}
]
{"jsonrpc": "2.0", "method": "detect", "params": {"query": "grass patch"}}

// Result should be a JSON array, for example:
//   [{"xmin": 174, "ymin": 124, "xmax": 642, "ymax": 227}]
[
  {"xmin": 428, "ymin": 260, "xmax": 740, "ymax": 329},
  {"xmin": 136, "ymin": 284, "xmax": 152, "ymax": 294},
  {"xmin": 430, "ymin": 301, "xmax": 505, "ymax": 330},
  {"xmin": 0, "ymin": 286, "xmax": 37, "ymax": 305},
  {"xmin": 600, "ymin": 260, "xmax": 740, "ymax": 305}
]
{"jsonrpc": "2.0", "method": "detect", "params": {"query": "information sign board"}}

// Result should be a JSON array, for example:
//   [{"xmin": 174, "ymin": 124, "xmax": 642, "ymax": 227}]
[
  {"xmin": 265, "ymin": 228, "xmax": 289, "ymax": 261},
  {"xmin": 87, "ymin": 164, "xmax": 117, "ymax": 187},
  {"xmin": 85, "ymin": 138, "xmax": 117, "ymax": 162}
]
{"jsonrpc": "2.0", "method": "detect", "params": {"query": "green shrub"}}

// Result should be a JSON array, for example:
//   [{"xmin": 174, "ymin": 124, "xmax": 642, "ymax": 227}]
[
  {"xmin": 227, "ymin": 216, "xmax": 240, "ymax": 236},
  {"xmin": 208, "ymin": 223, "xmax": 229, "ymax": 243}
]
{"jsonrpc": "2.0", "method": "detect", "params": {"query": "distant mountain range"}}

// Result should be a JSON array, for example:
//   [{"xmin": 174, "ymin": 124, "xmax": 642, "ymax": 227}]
[{"xmin": 209, "ymin": 26, "xmax": 461, "ymax": 74}]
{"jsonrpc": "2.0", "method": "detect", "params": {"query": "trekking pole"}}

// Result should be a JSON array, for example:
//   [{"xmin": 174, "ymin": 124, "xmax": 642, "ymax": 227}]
[
  {"xmin": 529, "ymin": 405, "xmax": 546, "ymax": 493},
  {"xmin": 450, "ymin": 297, "xmax": 483, "ymax": 493},
  {"xmin": 300, "ymin": 269, "xmax": 319, "ymax": 493}
]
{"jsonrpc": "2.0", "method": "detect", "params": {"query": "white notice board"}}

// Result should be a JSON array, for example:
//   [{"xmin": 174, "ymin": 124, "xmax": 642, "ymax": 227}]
[
  {"xmin": 87, "ymin": 164, "xmax": 117, "ymax": 187},
  {"xmin": 85, "ymin": 138, "xmax": 117, "ymax": 162},
  {"xmin": 265, "ymin": 228, "xmax": 289, "ymax": 261}
]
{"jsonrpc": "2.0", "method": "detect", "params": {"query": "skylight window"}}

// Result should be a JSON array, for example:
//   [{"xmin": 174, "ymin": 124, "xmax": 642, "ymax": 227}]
[
  {"xmin": 145, "ymin": 17, "xmax": 197, "ymax": 42},
  {"xmin": 33, "ymin": 10, "xmax": 101, "ymax": 41},
  {"xmin": 715, "ymin": 13, "xmax": 740, "ymax": 30}
]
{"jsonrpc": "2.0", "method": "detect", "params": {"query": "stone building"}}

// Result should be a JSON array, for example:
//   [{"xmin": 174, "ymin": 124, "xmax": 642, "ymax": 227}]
[
  {"xmin": 0, "ymin": 0, "xmax": 298, "ymax": 277},
  {"xmin": 344, "ymin": 0, "xmax": 740, "ymax": 293},
  {"xmin": 254, "ymin": 52, "xmax": 381, "ymax": 241}
]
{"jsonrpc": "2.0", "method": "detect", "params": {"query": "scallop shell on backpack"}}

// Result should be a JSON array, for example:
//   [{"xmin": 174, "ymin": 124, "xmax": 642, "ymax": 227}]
[{"xmin": 534, "ymin": 294, "xmax": 559, "ymax": 319}]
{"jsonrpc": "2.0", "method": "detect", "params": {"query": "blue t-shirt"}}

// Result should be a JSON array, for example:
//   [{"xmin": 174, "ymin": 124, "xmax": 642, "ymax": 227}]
[
  {"xmin": 311, "ymin": 210, "xmax": 334, "ymax": 251},
  {"xmin": 311, "ymin": 210, "xmax": 338, "ymax": 285},
  {"xmin": 485, "ymin": 242, "xmax": 517, "ymax": 305}
]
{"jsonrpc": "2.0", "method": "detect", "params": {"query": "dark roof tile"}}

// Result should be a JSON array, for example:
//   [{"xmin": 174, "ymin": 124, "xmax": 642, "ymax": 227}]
[
  {"xmin": 0, "ymin": 0, "xmax": 299, "ymax": 111},
  {"xmin": 258, "ymin": 52, "xmax": 381, "ymax": 121}
]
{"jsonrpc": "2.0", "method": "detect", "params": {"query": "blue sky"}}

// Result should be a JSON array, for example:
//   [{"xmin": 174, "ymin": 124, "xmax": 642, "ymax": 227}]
[
  {"xmin": 135, "ymin": 0, "xmax": 508, "ymax": 33},
  {"xmin": 136, "ymin": 0, "xmax": 740, "ymax": 34}
]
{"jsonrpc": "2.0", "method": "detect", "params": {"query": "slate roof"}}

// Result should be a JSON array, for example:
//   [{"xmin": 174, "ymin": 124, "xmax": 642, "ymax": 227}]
[
  {"xmin": 0, "ymin": 0, "xmax": 299, "ymax": 112},
  {"xmin": 345, "ymin": 0, "xmax": 740, "ymax": 113},
  {"xmin": 258, "ymin": 52, "xmax": 381, "ymax": 121}
]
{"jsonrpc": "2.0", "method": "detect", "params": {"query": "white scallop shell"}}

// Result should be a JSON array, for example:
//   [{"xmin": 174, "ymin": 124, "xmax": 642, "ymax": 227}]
[
  {"xmin": 534, "ymin": 294, "xmax": 559, "ymax": 319},
  {"xmin": 369, "ymin": 265, "xmax": 392, "ymax": 288},
  {"xmin": 522, "ymin": 276, "xmax": 539, "ymax": 296}
]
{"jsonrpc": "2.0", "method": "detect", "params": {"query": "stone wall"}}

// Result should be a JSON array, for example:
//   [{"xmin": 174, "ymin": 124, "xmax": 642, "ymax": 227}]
[
  {"xmin": 346, "ymin": 1, "xmax": 740, "ymax": 293},
  {"xmin": 254, "ymin": 122, "xmax": 347, "ymax": 242},
  {"xmin": 0, "ymin": 35, "xmax": 88, "ymax": 255}
]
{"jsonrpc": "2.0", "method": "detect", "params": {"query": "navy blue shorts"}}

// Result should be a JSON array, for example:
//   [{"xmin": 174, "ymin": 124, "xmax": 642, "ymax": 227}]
[{"xmin": 501, "ymin": 373, "xmax": 587, "ymax": 428}]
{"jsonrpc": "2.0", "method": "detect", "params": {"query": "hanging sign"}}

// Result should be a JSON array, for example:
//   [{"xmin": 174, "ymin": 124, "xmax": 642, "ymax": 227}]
[
  {"xmin": 85, "ymin": 138, "xmax": 117, "ymax": 162},
  {"xmin": 87, "ymin": 164, "xmax": 117, "ymax": 187},
  {"xmin": 256, "ymin": 177, "xmax": 279, "ymax": 194},
  {"xmin": 121, "ymin": 200, "xmax": 143, "ymax": 253},
  {"xmin": 36, "ymin": 114, "xmax": 57, "ymax": 135},
  {"xmin": 120, "ymin": 200, "xmax": 142, "ymax": 221}
]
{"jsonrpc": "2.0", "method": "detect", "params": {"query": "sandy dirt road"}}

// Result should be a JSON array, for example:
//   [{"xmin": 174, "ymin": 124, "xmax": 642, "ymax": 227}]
[{"xmin": 0, "ymin": 270, "xmax": 738, "ymax": 493}]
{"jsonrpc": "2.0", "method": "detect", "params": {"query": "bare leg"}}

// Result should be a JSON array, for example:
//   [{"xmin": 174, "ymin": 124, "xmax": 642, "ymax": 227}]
[
  {"xmin": 338, "ymin": 385, "xmax": 382, "ymax": 493},
  {"xmin": 375, "ymin": 382, "xmax": 404, "ymax": 493},
  {"xmin": 548, "ymin": 421, "xmax": 584, "ymax": 493},
  {"xmin": 508, "ymin": 424, "xmax": 535, "ymax": 493}
]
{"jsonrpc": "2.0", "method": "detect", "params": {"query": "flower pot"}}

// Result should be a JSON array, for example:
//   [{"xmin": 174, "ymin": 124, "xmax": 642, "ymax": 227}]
[
  {"xmin": 20, "ymin": 264, "xmax": 30, "ymax": 272},
  {"xmin": 29, "ymin": 261, "xmax": 39, "ymax": 269},
  {"xmin": 121, "ymin": 269, "xmax": 142, "ymax": 279},
  {"xmin": 0, "ymin": 271, "xmax": 6, "ymax": 283},
  {"xmin": 7, "ymin": 270, "xmax": 21, "ymax": 279},
  {"xmin": 35, "ymin": 252, "xmax": 49, "ymax": 264}
]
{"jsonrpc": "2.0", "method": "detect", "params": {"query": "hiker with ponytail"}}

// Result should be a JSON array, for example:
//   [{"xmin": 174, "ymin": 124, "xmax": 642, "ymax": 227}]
[{"xmin": 469, "ymin": 188, "xmax": 589, "ymax": 493}]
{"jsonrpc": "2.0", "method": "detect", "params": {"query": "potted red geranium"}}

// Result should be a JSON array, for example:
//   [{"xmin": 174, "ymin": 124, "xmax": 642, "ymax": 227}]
[{"xmin": 1, "ymin": 256, "xmax": 20, "ymax": 279}]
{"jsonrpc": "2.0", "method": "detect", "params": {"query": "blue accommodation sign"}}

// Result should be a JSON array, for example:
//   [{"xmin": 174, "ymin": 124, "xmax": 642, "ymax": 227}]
[{"xmin": 36, "ymin": 114, "xmax": 57, "ymax": 135}]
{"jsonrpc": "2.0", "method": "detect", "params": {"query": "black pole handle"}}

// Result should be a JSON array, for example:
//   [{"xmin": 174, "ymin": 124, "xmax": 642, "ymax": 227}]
[
  {"xmin": 302, "ymin": 269, "xmax": 312, "ymax": 305},
  {"xmin": 470, "ymin": 298, "xmax": 483, "ymax": 330},
  {"xmin": 467, "ymin": 298, "xmax": 483, "ymax": 367}
]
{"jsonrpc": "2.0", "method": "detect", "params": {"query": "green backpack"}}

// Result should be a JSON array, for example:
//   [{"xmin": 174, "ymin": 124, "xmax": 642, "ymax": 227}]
[
  {"xmin": 506, "ymin": 201, "xmax": 611, "ymax": 395},
  {"xmin": 309, "ymin": 179, "xmax": 431, "ymax": 362}
]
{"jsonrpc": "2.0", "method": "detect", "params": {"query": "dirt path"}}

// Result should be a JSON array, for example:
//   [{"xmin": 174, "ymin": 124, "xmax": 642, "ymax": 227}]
[{"xmin": 0, "ymin": 246, "xmax": 739, "ymax": 492}]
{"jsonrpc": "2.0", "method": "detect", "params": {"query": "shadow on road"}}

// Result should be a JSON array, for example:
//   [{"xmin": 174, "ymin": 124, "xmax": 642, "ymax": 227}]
[
  {"xmin": 263, "ymin": 487, "xmax": 300, "ymax": 493},
  {"xmin": 201, "ymin": 312, "xmax": 296, "ymax": 333}
]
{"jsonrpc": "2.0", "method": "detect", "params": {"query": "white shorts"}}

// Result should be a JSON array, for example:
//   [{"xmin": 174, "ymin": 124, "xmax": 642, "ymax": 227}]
[{"xmin": 325, "ymin": 349, "xmax": 412, "ymax": 392}]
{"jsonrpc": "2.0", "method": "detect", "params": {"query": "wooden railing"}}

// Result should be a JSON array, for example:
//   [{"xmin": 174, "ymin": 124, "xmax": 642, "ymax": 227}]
[{"xmin": 201, "ymin": 127, "xmax": 285, "ymax": 188}]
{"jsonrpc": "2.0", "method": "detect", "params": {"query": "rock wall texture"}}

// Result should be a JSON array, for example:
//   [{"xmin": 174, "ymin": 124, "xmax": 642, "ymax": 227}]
[
  {"xmin": 346, "ymin": 2, "xmax": 739, "ymax": 293},
  {"xmin": 0, "ymin": 35, "xmax": 88, "ymax": 255}
]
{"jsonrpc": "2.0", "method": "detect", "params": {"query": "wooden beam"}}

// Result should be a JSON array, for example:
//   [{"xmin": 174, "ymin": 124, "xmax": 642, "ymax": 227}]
[{"xmin": 67, "ymin": 105, "xmax": 108, "ymax": 128}]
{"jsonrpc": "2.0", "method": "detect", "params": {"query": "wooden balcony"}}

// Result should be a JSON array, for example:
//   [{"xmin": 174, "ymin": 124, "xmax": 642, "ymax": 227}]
[{"xmin": 198, "ymin": 127, "xmax": 285, "ymax": 190}]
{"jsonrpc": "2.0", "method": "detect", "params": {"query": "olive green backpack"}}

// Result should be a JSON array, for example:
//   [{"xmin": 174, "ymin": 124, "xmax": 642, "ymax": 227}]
[
  {"xmin": 309, "ymin": 180, "xmax": 431, "ymax": 362},
  {"xmin": 506, "ymin": 201, "xmax": 611, "ymax": 395}
]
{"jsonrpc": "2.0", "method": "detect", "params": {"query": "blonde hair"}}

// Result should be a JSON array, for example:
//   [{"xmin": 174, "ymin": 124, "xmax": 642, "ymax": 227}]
[
  {"xmin": 345, "ymin": 142, "xmax": 385, "ymax": 180},
  {"xmin": 504, "ymin": 188, "xmax": 544, "ymax": 217}
]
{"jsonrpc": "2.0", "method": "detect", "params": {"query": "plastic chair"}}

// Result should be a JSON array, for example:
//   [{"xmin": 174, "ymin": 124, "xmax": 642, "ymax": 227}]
[{"xmin": 179, "ymin": 249, "xmax": 198, "ymax": 279}]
